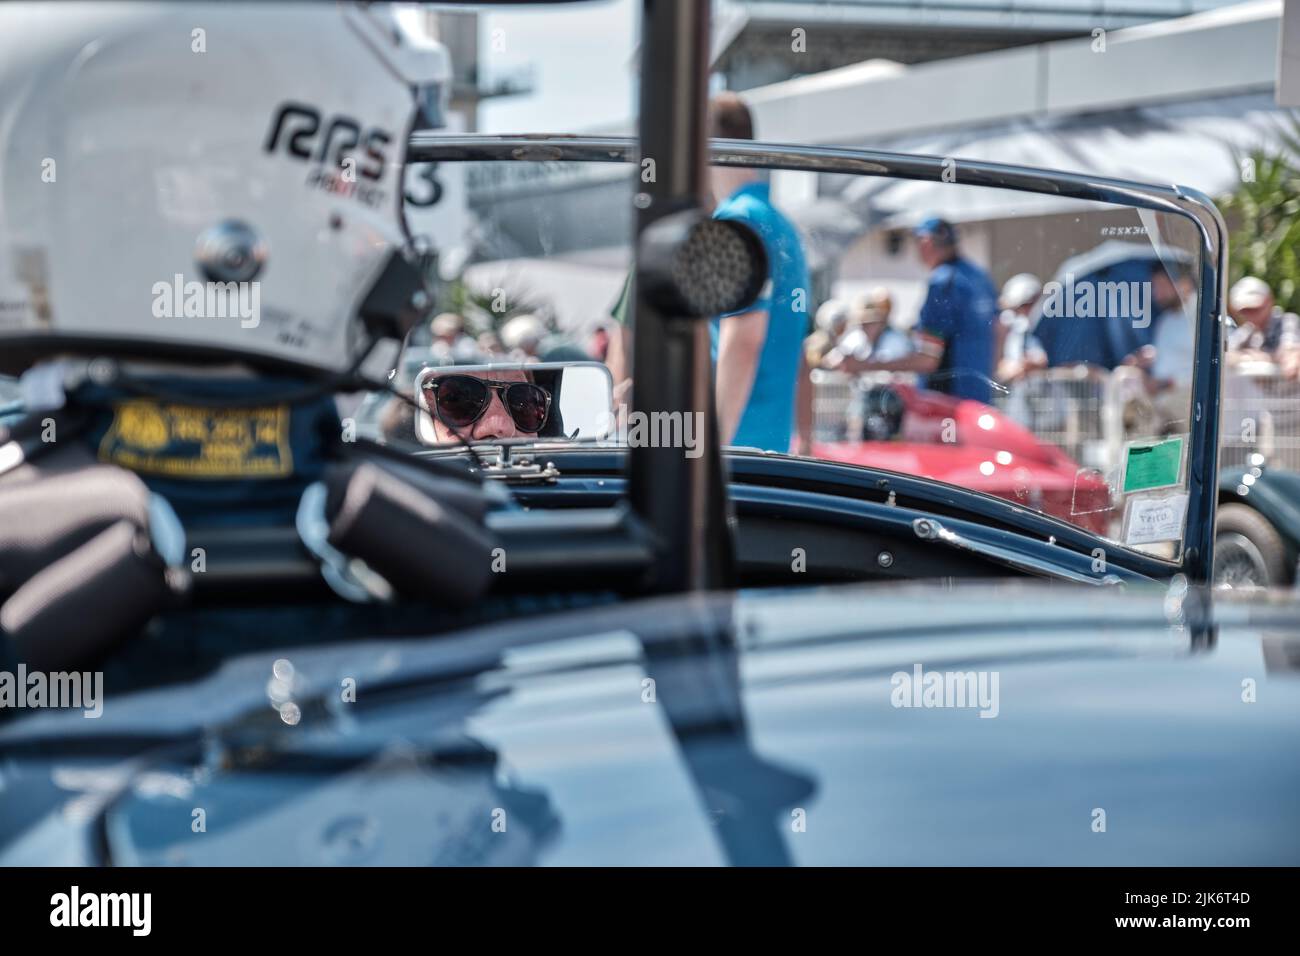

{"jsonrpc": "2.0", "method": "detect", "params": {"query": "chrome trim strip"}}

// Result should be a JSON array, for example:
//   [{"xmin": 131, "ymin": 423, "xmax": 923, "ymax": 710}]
[{"xmin": 912, "ymin": 517, "xmax": 1122, "ymax": 587}]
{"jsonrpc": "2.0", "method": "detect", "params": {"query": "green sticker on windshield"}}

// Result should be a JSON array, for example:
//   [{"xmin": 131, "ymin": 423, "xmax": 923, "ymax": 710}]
[{"xmin": 1122, "ymin": 437, "xmax": 1184, "ymax": 494}]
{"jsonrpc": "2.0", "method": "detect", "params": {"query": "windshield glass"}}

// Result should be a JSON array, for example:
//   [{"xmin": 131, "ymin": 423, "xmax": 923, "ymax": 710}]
[{"xmin": 378, "ymin": 154, "xmax": 1203, "ymax": 558}]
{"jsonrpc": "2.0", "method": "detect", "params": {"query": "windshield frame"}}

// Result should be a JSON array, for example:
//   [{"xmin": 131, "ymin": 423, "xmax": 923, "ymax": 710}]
[{"xmin": 408, "ymin": 133, "xmax": 1227, "ymax": 582}]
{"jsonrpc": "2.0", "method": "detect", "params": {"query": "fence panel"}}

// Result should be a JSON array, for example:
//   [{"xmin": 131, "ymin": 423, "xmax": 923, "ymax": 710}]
[
  {"xmin": 810, "ymin": 365, "xmax": 1300, "ymax": 475},
  {"xmin": 1221, "ymin": 363, "xmax": 1300, "ymax": 472}
]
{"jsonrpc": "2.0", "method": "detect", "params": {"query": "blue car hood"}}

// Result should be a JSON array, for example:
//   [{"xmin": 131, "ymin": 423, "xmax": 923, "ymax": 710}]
[{"xmin": 1, "ymin": 581, "xmax": 1298, "ymax": 865}]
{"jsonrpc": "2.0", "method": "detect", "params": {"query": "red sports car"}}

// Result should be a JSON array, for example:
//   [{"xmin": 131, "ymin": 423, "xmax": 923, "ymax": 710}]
[{"xmin": 813, "ymin": 383, "xmax": 1113, "ymax": 535}]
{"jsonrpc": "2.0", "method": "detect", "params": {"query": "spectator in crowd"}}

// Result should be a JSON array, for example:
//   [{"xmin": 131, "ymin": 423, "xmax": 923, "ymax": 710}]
[
  {"xmin": 499, "ymin": 313, "xmax": 547, "ymax": 363},
  {"xmin": 804, "ymin": 299, "xmax": 849, "ymax": 368},
  {"xmin": 587, "ymin": 324, "xmax": 611, "ymax": 363},
  {"xmin": 707, "ymin": 92, "xmax": 811, "ymax": 451},
  {"xmin": 1227, "ymin": 276, "xmax": 1300, "ymax": 379},
  {"xmin": 1129, "ymin": 261, "xmax": 1196, "ymax": 393},
  {"xmin": 428, "ymin": 312, "xmax": 477, "ymax": 365},
  {"xmin": 603, "ymin": 93, "xmax": 811, "ymax": 453},
  {"xmin": 477, "ymin": 330, "xmax": 504, "ymax": 359},
  {"xmin": 1135, "ymin": 261, "xmax": 1199, "ymax": 431},
  {"xmin": 995, "ymin": 273, "xmax": 1047, "ymax": 385},
  {"xmin": 601, "ymin": 277, "xmax": 635, "ymax": 422},
  {"xmin": 431, "ymin": 311, "xmax": 463, "ymax": 347},
  {"xmin": 540, "ymin": 340, "xmax": 590, "ymax": 363},
  {"xmin": 830, "ymin": 287, "xmax": 912, "ymax": 366},
  {"xmin": 604, "ymin": 274, "xmax": 632, "ymax": 389},
  {"xmin": 825, "ymin": 218, "xmax": 998, "ymax": 404}
]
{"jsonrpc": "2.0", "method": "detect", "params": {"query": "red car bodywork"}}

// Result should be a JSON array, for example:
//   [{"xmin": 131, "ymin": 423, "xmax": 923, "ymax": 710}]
[{"xmin": 813, "ymin": 383, "xmax": 1112, "ymax": 534}]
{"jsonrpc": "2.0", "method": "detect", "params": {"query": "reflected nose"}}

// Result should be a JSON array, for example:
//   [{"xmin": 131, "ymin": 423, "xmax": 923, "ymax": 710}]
[{"xmin": 473, "ymin": 390, "xmax": 519, "ymax": 440}]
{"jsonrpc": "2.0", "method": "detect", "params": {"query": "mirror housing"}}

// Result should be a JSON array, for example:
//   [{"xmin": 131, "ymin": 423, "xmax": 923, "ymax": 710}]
[{"xmin": 638, "ymin": 211, "xmax": 768, "ymax": 319}]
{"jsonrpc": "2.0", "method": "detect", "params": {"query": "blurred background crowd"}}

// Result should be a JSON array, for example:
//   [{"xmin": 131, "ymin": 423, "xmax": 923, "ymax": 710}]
[{"xmin": 401, "ymin": 0, "xmax": 1300, "ymax": 471}]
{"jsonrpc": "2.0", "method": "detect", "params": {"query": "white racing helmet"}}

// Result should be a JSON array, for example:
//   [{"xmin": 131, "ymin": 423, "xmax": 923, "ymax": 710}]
[{"xmin": 0, "ymin": 1, "xmax": 451, "ymax": 380}]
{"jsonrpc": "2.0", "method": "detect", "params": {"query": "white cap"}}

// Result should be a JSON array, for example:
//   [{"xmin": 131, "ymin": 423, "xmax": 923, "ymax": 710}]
[
  {"xmin": 501, "ymin": 314, "xmax": 546, "ymax": 351},
  {"xmin": 1000, "ymin": 273, "xmax": 1042, "ymax": 310},
  {"xmin": 815, "ymin": 299, "xmax": 849, "ymax": 332},
  {"xmin": 431, "ymin": 313, "xmax": 464, "ymax": 337},
  {"xmin": 850, "ymin": 287, "xmax": 892, "ymax": 325},
  {"xmin": 1229, "ymin": 276, "xmax": 1272, "ymax": 311}
]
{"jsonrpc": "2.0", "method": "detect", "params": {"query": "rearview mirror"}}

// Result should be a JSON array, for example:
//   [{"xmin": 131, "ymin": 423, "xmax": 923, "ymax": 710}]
[{"xmin": 414, "ymin": 361, "xmax": 614, "ymax": 446}]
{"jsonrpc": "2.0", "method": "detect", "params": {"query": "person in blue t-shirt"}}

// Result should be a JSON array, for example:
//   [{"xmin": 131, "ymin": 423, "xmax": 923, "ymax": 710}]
[
  {"xmin": 826, "ymin": 217, "xmax": 998, "ymax": 405},
  {"xmin": 607, "ymin": 93, "xmax": 812, "ymax": 453},
  {"xmin": 709, "ymin": 95, "xmax": 810, "ymax": 452}
]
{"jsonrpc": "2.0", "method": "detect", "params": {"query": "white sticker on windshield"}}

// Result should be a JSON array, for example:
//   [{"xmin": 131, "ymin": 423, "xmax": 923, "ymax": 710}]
[{"xmin": 1122, "ymin": 492, "xmax": 1189, "ymax": 546}]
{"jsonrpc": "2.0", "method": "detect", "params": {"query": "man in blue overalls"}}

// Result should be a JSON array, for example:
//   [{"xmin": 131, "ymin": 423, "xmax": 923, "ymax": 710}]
[{"xmin": 826, "ymin": 217, "xmax": 999, "ymax": 405}]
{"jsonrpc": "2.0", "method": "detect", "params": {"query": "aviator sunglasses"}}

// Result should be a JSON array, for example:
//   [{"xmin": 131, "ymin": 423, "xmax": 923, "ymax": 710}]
[{"xmin": 423, "ymin": 374, "xmax": 552, "ymax": 434}]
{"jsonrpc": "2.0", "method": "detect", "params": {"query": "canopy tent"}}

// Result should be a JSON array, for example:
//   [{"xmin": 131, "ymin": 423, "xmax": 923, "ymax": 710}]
[
  {"xmin": 461, "ymin": 250, "xmax": 628, "ymax": 332},
  {"xmin": 825, "ymin": 91, "xmax": 1297, "ymax": 230}
]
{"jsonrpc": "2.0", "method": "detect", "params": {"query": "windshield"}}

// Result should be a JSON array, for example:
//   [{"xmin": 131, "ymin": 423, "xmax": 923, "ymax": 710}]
[{"xmin": 379, "ymin": 153, "xmax": 1204, "ymax": 558}]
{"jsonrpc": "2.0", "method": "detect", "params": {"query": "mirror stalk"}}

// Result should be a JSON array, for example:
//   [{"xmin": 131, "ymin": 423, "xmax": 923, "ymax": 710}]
[{"xmin": 628, "ymin": 0, "xmax": 735, "ymax": 594}]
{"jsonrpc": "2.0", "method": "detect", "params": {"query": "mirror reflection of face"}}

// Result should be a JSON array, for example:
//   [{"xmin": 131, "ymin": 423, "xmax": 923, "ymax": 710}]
[{"xmin": 428, "ymin": 368, "xmax": 541, "ymax": 444}]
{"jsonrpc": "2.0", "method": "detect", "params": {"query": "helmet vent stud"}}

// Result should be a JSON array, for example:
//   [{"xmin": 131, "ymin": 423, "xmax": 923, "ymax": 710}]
[{"xmin": 195, "ymin": 220, "xmax": 268, "ymax": 284}]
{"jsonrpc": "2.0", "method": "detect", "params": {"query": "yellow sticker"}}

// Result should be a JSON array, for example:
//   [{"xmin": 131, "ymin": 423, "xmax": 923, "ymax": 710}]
[{"xmin": 98, "ymin": 400, "xmax": 293, "ymax": 479}]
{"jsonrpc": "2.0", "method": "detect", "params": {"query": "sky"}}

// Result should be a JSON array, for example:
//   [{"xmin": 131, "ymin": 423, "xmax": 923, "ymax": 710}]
[{"xmin": 475, "ymin": 0, "xmax": 639, "ymax": 134}]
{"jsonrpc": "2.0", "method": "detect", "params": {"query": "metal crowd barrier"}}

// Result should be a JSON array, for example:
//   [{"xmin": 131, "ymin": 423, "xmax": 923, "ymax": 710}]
[
  {"xmin": 996, "ymin": 366, "xmax": 1109, "ymax": 471},
  {"xmin": 1220, "ymin": 362, "xmax": 1300, "ymax": 472},
  {"xmin": 809, "ymin": 369, "xmax": 916, "ymax": 443},
  {"xmin": 810, "ymin": 364, "xmax": 1300, "ymax": 476},
  {"xmin": 809, "ymin": 368, "xmax": 855, "ymax": 442}
]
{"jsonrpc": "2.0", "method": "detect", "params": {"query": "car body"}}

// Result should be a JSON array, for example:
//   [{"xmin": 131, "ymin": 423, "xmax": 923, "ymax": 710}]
[
  {"xmin": 2, "ymin": 582, "xmax": 1297, "ymax": 866},
  {"xmin": 1216, "ymin": 463, "xmax": 1300, "ymax": 587},
  {"xmin": 7, "ymin": 0, "xmax": 1284, "ymax": 867},
  {"xmin": 814, "ymin": 382, "xmax": 1112, "ymax": 535},
  {"xmin": 0, "ymin": 131, "xmax": 1247, "ymax": 865}
]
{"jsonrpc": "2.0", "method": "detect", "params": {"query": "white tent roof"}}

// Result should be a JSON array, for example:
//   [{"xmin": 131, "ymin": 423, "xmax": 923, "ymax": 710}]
[
  {"xmin": 747, "ymin": 1, "xmax": 1282, "ymax": 145},
  {"xmin": 823, "ymin": 91, "xmax": 1296, "ymax": 228}
]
